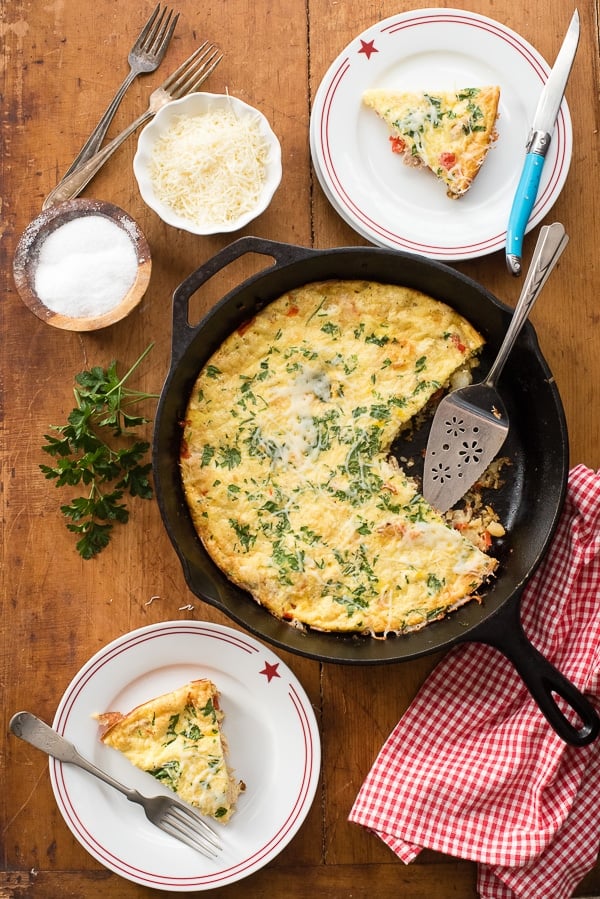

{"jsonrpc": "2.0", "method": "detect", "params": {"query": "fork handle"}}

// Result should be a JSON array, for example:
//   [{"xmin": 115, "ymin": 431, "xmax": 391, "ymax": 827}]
[
  {"xmin": 42, "ymin": 106, "xmax": 153, "ymax": 210},
  {"xmin": 9, "ymin": 711, "xmax": 138, "ymax": 802},
  {"xmin": 61, "ymin": 68, "xmax": 139, "ymax": 178}
]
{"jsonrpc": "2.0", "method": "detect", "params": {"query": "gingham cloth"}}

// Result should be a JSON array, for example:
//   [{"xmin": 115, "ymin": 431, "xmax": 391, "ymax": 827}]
[{"xmin": 349, "ymin": 465, "xmax": 600, "ymax": 899}]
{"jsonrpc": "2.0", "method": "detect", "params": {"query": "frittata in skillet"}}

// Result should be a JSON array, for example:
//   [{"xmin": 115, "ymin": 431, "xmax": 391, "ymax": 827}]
[
  {"xmin": 97, "ymin": 680, "xmax": 243, "ymax": 822},
  {"xmin": 180, "ymin": 280, "xmax": 498, "ymax": 635},
  {"xmin": 362, "ymin": 87, "xmax": 500, "ymax": 198}
]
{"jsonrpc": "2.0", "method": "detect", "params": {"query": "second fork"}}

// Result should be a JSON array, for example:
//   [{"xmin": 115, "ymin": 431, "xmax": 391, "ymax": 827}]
[
  {"xmin": 61, "ymin": 4, "xmax": 179, "ymax": 179},
  {"xmin": 43, "ymin": 42, "xmax": 222, "ymax": 209}
]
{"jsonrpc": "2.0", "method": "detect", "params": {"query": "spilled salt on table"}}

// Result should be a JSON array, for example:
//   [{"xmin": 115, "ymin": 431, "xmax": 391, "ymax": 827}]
[{"xmin": 34, "ymin": 215, "xmax": 138, "ymax": 318}]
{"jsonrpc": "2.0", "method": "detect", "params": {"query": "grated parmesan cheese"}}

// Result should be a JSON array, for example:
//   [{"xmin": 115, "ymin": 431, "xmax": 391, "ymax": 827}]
[{"xmin": 149, "ymin": 107, "xmax": 270, "ymax": 228}]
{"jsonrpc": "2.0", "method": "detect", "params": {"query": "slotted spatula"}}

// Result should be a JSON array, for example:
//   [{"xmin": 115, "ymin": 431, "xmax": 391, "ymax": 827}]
[{"xmin": 422, "ymin": 222, "xmax": 568, "ymax": 514}]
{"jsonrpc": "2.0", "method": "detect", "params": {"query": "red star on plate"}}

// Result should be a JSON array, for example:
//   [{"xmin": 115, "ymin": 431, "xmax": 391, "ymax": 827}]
[
  {"xmin": 260, "ymin": 661, "xmax": 281, "ymax": 683},
  {"xmin": 358, "ymin": 39, "xmax": 378, "ymax": 60}
]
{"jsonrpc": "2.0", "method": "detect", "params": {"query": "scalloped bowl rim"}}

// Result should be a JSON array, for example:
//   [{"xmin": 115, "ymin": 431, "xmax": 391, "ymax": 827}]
[{"xmin": 133, "ymin": 92, "xmax": 282, "ymax": 235}]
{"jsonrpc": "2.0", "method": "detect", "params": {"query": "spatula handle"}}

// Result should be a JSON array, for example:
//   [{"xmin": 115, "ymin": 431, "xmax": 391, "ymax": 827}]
[{"xmin": 485, "ymin": 222, "xmax": 569, "ymax": 387}]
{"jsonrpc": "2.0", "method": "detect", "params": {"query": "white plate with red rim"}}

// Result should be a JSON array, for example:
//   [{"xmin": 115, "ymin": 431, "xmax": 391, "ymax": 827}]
[
  {"xmin": 49, "ymin": 620, "xmax": 321, "ymax": 891},
  {"xmin": 310, "ymin": 7, "xmax": 573, "ymax": 261}
]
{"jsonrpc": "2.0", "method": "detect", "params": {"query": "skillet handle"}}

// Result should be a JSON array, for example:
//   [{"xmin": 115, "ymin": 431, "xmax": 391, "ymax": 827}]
[
  {"xmin": 171, "ymin": 236, "xmax": 319, "ymax": 349},
  {"xmin": 469, "ymin": 594, "xmax": 600, "ymax": 746}
]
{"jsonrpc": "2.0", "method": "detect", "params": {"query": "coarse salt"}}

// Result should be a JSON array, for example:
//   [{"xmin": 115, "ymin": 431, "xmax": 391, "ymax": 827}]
[{"xmin": 34, "ymin": 215, "xmax": 138, "ymax": 318}]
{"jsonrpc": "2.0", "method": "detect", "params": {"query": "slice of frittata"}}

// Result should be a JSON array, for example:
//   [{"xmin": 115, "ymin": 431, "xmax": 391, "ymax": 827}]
[
  {"xmin": 97, "ymin": 679, "xmax": 243, "ymax": 823},
  {"xmin": 362, "ymin": 86, "xmax": 500, "ymax": 198}
]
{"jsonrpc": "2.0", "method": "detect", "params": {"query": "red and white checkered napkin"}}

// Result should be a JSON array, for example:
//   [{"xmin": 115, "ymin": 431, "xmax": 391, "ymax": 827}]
[{"xmin": 349, "ymin": 465, "xmax": 600, "ymax": 899}]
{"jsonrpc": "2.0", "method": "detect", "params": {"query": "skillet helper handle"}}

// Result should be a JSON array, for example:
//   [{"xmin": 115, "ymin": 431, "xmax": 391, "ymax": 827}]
[
  {"xmin": 471, "ymin": 596, "xmax": 600, "ymax": 746},
  {"xmin": 171, "ymin": 236, "xmax": 318, "ymax": 345}
]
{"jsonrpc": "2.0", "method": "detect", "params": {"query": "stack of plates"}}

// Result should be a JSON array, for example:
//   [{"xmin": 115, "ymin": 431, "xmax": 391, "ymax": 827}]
[{"xmin": 310, "ymin": 8, "xmax": 572, "ymax": 261}]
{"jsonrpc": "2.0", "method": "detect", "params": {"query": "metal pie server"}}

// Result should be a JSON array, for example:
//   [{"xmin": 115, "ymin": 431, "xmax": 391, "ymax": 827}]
[
  {"xmin": 505, "ymin": 10, "xmax": 579, "ymax": 276},
  {"xmin": 423, "ymin": 222, "xmax": 568, "ymax": 514}
]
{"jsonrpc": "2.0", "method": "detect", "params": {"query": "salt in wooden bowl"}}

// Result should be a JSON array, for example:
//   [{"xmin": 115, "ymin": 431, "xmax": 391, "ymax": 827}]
[{"xmin": 13, "ymin": 199, "xmax": 152, "ymax": 332}]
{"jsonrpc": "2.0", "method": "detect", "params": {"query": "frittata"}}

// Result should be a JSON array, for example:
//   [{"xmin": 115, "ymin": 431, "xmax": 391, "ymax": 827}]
[
  {"xmin": 97, "ymin": 680, "xmax": 243, "ymax": 823},
  {"xmin": 362, "ymin": 87, "xmax": 500, "ymax": 198},
  {"xmin": 180, "ymin": 280, "xmax": 498, "ymax": 635}
]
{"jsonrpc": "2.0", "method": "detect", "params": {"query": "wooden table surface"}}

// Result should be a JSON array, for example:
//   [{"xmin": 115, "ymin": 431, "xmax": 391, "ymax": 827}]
[{"xmin": 2, "ymin": 1, "xmax": 599, "ymax": 896}]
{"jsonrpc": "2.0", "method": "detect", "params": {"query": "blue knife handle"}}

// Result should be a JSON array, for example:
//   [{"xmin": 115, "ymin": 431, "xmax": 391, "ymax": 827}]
[{"xmin": 506, "ymin": 153, "xmax": 545, "ymax": 275}]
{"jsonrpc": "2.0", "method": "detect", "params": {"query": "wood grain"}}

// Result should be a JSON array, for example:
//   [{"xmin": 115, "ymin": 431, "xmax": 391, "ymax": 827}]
[{"xmin": 2, "ymin": 1, "xmax": 599, "ymax": 896}]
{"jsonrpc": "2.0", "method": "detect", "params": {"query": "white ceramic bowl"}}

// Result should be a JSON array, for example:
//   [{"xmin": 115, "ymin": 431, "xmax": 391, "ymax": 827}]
[{"xmin": 133, "ymin": 92, "xmax": 282, "ymax": 235}]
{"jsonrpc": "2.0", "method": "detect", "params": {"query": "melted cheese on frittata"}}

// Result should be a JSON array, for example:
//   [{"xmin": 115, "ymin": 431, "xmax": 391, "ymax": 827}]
[
  {"xmin": 362, "ymin": 86, "xmax": 500, "ymax": 198},
  {"xmin": 97, "ymin": 680, "xmax": 243, "ymax": 823},
  {"xmin": 181, "ymin": 280, "xmax": 497, "ymax": 635}
]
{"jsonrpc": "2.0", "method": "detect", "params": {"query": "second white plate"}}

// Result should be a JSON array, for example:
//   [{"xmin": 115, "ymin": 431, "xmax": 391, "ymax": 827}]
[
  {"xmin": 50, "ymin": 620, "xmax": 321, "ymax": 891},
  {"xmin": 310, "ymin": 7, "xmax": 572, "ymax": 260}
]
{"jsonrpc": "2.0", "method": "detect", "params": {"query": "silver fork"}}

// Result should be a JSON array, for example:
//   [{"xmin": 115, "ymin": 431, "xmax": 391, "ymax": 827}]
[
  {"xmin": 43, "ymin": 42, "xmax": 222, "ymax": 210},
  {"xmin": 9, "ymin": 711, "xmax": 222, "ymax": 858},
  {"xmin": 62, "ymin": 4, "xmax": 179, "ymax": 178}
]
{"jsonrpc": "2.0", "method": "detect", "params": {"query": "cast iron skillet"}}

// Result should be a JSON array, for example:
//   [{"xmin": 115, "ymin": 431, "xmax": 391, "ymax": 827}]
[{"xmin": 153, "ymin": 236, "xmax": 599, "ymax": 746}]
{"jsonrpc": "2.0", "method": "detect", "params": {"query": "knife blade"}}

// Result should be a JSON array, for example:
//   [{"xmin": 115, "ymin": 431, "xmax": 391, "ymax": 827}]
[{"xmin": 505, "ymin": 9, "xmax": 579, "ymax": 276}]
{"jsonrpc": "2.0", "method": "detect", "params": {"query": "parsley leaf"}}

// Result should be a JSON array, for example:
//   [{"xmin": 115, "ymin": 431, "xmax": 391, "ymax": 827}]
[{"xmin": 40, "ymin": 344, "xmax": 158, "ymax": 559}]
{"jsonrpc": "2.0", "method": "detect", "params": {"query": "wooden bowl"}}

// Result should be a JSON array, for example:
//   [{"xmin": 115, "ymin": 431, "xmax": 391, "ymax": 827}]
[{"xmin": 13, "ymin": 199, "xmax": 152, "ymax": 331}]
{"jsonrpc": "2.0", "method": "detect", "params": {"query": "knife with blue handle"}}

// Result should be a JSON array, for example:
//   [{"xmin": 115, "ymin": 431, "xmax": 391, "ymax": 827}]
[{"xmin": 506, "ymin": 9, "xmax": 580, "ymax": 276}]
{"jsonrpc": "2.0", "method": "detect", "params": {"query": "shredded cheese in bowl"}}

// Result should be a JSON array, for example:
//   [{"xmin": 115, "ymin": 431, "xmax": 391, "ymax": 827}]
[
  {"xmin": 134, "ymin": 93, "xmax": 282, "ymax": 234},
  {"xmin": 151, "ymin": 109, "xmax": 269, "ymax": 226}
]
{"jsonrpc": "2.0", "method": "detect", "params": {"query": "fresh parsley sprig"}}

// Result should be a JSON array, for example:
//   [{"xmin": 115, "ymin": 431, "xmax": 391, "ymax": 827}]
[{"xmin": 40, "ymin": 344, "xmax": 158, "ymax": 559}]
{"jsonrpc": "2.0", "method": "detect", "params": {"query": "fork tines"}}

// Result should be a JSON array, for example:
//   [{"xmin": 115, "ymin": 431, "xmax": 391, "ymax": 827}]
[
  {"xmin": 139, "ymin": 4, "xmax": 180, "ymax": 55},
  {"xmin": 163, "ymin": 42, "xmax": 223, "ymax": 98},
  {"xmin": 164, "ymin": 802, "xmax": 222, "ymax": 857}
]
